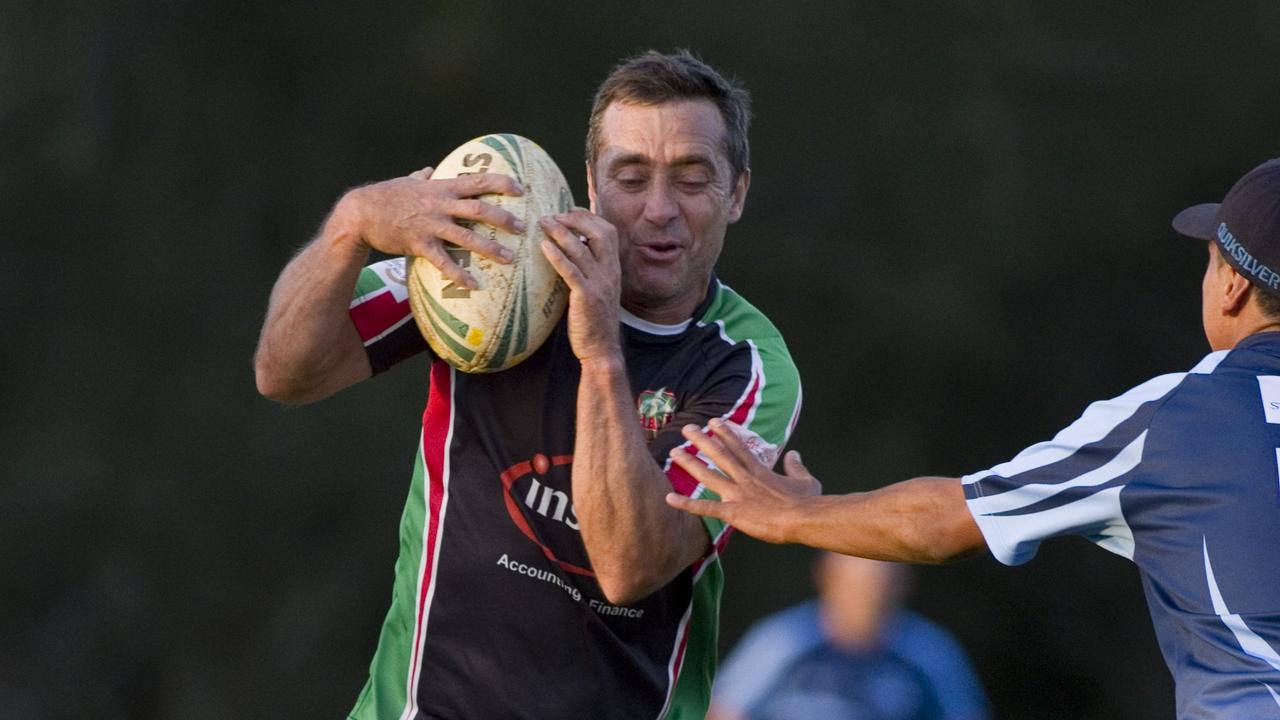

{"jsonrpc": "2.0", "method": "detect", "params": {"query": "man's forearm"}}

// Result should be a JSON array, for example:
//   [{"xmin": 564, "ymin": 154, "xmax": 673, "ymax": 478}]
[
  {"xmin": 572, "ymin": 355, "xmax": 709, "ymax": 604},
  {"xmin": 779, "ymin": 477, "xmax": 985, "ymax": 564},
  {"xmin": 254, "ymin": 201, "xmax": 373, "ymax": 404}
]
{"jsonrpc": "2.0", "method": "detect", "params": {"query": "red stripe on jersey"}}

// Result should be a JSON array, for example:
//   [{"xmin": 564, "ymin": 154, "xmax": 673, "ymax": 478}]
[
  {"xmin": 661, "ymin": 609, "xmax": 694, "ymax": 714},
  {"xmin": 498, "ymin": 455, "xmax": 594, "ymax": 577},
  {"xmin": 691, "ymin": 525, "xmax": 734, "ymax": 576},
  {"xmin": 406, "ymin": 361, "xmax": 453, "ymax": 702},
  {"xmin": 666, "ymin": 458, "xmax": 701, "ymax": 497},
  {"xmin": 663, "ymin": 368, "xmax": 764, "ymax": 496},
  {"xmin": 351, "ymin": 289, "xmax": 411, "ymax": 343},
  {"xmin": 727, "ymin": 371, "xmax": 762, "ymax": 425}
]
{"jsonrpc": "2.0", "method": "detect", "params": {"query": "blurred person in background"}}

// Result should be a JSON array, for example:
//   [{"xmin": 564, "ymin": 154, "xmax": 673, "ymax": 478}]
[{"xmin": 709, "ymin": 553, "xmax": 989, "ymax": 720}]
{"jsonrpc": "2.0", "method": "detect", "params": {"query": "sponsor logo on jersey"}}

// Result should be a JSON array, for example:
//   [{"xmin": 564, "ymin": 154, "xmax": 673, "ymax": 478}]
[
  {"xmin": 1257, "ymin": 376, "xmax": 1280, "ymax": 424},
  {"xmin": 383, "ymin": 257, "xmax": 408, "ymax": 285},
  {"xmin": 496, "ymin": 552, "xmax": 582, "ymax": 602},
  {"xmin": 499, "ymin": 453, "xmax": 593, "ymax": 576},
  {"xmin": 636, "ymin": 388, "xmax": 678, "ymax": 439}
]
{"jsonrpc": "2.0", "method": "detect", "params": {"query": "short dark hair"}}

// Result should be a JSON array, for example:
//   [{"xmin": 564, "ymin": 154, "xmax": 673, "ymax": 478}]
[
  {"xmin": 1254, "ymin": 285, "xmax": 1280, "ymax": 320},
  {"xmin": 585, "ymin": 50, "xmax": 751, "ymax": 180}
]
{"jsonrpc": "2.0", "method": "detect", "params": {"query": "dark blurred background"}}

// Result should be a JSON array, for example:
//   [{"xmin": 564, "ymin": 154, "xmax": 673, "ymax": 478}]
[{"xmin": 5, "ymin": 1, "xmax": 1278, "ymax": 717}]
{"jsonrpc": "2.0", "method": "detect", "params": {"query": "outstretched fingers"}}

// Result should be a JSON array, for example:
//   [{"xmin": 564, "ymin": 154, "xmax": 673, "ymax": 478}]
[
  {"xmin": 681, "ymin": 420, "xmax": 759, "ymax": 479},
  {"xmin": 669, "ymin": 445, "xmax": 735, "ymax": 497}
]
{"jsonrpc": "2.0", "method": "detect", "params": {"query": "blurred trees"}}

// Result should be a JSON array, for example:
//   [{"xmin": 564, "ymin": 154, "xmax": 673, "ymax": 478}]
[{"xmin": 5, "ymin": 1, "xmax": 1279, "ymax": 717}]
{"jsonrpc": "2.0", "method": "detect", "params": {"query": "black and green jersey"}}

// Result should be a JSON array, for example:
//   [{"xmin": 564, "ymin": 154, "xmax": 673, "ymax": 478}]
[{"xmin": 346, "ymin": 258, "xmax": 802, "ymax": 719}]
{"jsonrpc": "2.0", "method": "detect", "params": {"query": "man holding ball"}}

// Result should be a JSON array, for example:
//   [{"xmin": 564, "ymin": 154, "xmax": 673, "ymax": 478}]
[{"xmin": 255, "ymin": 51, "xmax": 801, "ymax": 719}]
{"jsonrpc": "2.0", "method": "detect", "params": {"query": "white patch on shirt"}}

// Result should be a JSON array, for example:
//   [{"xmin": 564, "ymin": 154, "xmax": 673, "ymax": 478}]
[
  {"xmin": 1274, "ymin": 448, "xmax": 1280, "ymax": 498},
  {"xmin": 720, "ymin": 421, "xmax": 779, "ymax": 468},
  {"xmin": 1257, "ymin": 375, "xmax": 1280, "ymax": 424}
]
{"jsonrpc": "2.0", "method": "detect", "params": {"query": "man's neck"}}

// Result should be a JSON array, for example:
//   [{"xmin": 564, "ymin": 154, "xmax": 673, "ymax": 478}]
[{"xmin": 1223, "ymin": 314, "xmax": 1280, "ymax": 350}]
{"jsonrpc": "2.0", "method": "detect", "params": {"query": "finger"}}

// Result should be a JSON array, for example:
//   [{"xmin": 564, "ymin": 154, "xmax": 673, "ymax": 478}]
[
  {"xmin": 546, "ymin": 209, "xmax": 615, "ymax": 258},
  {"xmin": 540, "ymin": 239, "xmax": 587, "ymax": 290},
  {"xmin": 669, "ymin": 445, "xmax": 736, "ymax": 495},
  {"xmin": 448, "ymin": 172, "xmax": 524, "ymax": 198},
  {"xmin": 706, "ymin": 419, "xmax": 767, "ymax": 471},
  {"xmin": 413, "ymin": 241, "xmax": 479, "ymax": 291},
  {"xmin": 432, "ymin": 223, "xmax": 513, "ymax": 265},
  {"xmin": 782, "ymin": 450, "xmax": 809, "ymax": 479},
  {"xmin": 445, "ymin": 197, "xmax": 526, "ymax": 238},
  {"xmin": 678, "ymin": 422, "xmax": 757, "ymax": 481},
  {"xmin": 538, "ymin": 216, "xmax": 594, "ymax": 264},
  {"xmin": 409, "ymin": 166, "xmax": 435, "ymax": 180},
  {"xmin": 782, "ymin": 450, "xmax": 823, "ymax": 496},
  {"xmin": 664, "ymin": 492, "xmax": 731, "ymax": 522}
]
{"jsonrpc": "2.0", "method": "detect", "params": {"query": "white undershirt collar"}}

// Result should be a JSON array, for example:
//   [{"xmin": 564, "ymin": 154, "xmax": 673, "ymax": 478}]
[{"xmin": 618, "ymin": 306, "xmax": 691, "ymax": 336}]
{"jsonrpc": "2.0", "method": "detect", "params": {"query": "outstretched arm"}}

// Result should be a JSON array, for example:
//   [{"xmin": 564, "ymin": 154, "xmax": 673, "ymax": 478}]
[
  {"xmin": 665, "ymin": 419, "xmax": 986, "ymax": 564},
  {"xmin": 254, "ymin": 169, "xmax": 524, "ymax": 404}
]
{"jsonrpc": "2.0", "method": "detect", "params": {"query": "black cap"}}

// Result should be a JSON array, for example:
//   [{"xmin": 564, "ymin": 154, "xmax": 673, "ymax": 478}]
[{"xmin": 1173, "ymin": 158, "xmax": 1280, "ymax": 295}]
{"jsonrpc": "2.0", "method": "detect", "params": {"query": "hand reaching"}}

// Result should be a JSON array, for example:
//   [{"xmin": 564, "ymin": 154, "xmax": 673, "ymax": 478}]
[{"xmin": 665, "ymin": 419, "xmax": 821, "ymax": 544}]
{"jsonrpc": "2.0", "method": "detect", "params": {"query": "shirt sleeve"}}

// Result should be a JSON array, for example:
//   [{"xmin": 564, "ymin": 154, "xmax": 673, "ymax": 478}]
[
  {"xmin": 348, "ymin": 257, "xmax": 429, "ymax": 374},
  {"xmin": 962, "ymin": 371, "xmax": 1193, "ymax": 566},
  {"xmin": 712, "ymin": 601, "xmax": 825, "ymax": 714},
  {"xmin": 885, "ymin": 610, "xmax": 992, "ymax": 720},
  {"xmin": 655, "ymin": 324, "xmax": 803, "ymax": 544}
]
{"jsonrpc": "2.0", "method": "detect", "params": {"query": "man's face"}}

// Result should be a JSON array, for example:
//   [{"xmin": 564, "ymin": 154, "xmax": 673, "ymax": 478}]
[{"xmin": 588, "ymin": 99, "xmax": 749, "ymax": 323}]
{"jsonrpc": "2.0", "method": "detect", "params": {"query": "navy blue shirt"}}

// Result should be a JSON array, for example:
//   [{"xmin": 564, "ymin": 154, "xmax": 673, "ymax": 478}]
[
  {"xmin": 714, "ymin": 600, "xmax": 990, "ymax": 720},
  {"xmin": 964, "ymin": 332, "xmax": 1280, "ymax": 718}
]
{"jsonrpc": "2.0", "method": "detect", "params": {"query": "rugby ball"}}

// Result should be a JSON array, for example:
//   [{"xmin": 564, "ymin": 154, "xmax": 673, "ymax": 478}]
[{"xmin": 406, "ymin": 134, "xmax": 574, "ymax": 373}]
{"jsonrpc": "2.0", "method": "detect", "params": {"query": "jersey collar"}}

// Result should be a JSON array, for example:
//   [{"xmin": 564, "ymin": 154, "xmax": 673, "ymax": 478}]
[{"xmin": 618, "ymin": 275, "xmax": 721, "ymax": 337}]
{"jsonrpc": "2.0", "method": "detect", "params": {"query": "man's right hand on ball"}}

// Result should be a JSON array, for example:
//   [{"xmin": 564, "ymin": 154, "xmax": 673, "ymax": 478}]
[{"xmin": 334, "ymin": 168, "xmax": 523, "ymax": 290}]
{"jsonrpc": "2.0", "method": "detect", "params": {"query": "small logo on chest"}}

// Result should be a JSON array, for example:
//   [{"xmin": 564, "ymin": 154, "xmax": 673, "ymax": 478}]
[
  {"xmin": 636, "ymin": 388, "xmax": 678, "ymax": 438},
  {"xmin": 1257, "ymin": 376, "xmax": 1280, "ymax": 424}
]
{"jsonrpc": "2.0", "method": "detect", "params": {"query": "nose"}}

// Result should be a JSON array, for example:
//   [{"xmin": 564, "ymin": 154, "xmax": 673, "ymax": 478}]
[{"xmin": 642, "ymin": 176, "xmax": 679, "ymax": 227}]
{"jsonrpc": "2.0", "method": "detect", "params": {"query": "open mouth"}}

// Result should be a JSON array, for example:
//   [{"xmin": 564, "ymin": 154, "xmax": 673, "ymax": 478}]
[{"xmin": 636, "ymin": 242, "xmax": 683, "ymax": 262}]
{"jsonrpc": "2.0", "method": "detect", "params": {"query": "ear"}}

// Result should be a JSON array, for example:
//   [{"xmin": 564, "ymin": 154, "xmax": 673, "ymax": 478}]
[
  {"xmin": 726, "ymin": 167, "xmax": 751, "ymax": 224},
  {"xmin": 1221, "ymin": 266, "xmax": 1253, "ymax": 315},
  {"xmin": 586, "ymin": 162, "xmax": 597, "ymax": 213}
]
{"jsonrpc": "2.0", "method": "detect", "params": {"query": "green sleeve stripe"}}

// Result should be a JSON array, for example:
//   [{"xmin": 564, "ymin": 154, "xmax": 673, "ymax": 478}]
[
  {"xmin": 661, "ymin": 557, "xmax": 723, "ymax": 718},
  {"xmin": 352, "ymin": 265, "xmax": 388, "ymax": 301},
  {"xmin": 700, "ymin": 283, "xmax": 802, "ymax": 446},
  {"xmin": 347, "ymin": 449, "xmax": 430, "ymax": 719},
  {"xmin": 693, "ymin": 486, "xmax": 728, "ymax": 540}
]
